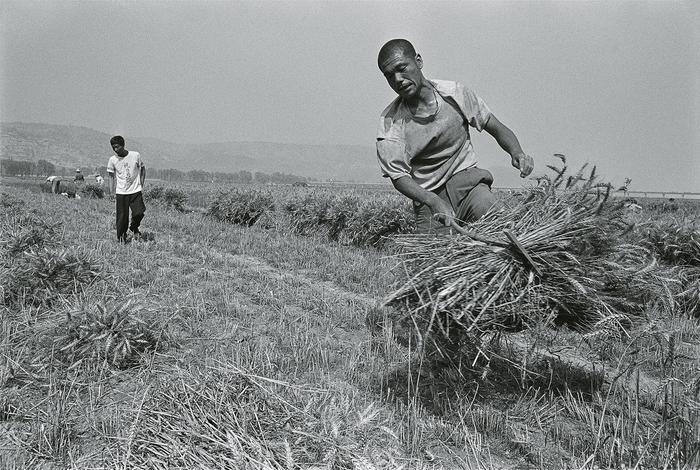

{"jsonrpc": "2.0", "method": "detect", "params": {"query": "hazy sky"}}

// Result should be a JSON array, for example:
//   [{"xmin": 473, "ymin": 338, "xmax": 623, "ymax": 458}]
[{"xmin": 1, "ymin": 0, "xmax": 698, "ymax": 192}]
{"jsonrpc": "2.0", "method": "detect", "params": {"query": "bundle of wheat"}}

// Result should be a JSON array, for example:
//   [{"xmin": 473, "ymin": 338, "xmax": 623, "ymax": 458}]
[
  {"xmin": 385, "ymin": 159, "xmax": 668, "ymax": 345},
  {"xmin": 0, "ymin": 213, "xmax": 60, "ymax": 255},
  {"xmin": 282, "ymin": 190, "xmax": 337, "ymax": 236},
  {"xmin": 1, "ymin": 247, "xmax": 101, "ymax": 307},
  {"xmin": 55, "ymin": 300, "xmax": 164, "ymax": 369},
  {"xmin": 283, "ymin": 190, "xmax": 413, "ymax": 247},
  {"xmin": 670, "ymin": 267, "xmax": 700, "ymax": 317},
  {"xmin": 80, "ymin": 183, "xmax": 105, "ymax": 199},
  {"xmin": 341, "ymin": 197, "xmax": 414, "ymax": 248},
  {"xmin": 321, "ymin": 194, "xmax": 362, "ymax": 240},
  {"xmin": 208, "ymin": 188, "xmax": 274, "ymax": 226},
  {"xmin": 144, "ymin": 186, "xmax": 188, "ymax": 212},
  {"xmin": 642, "ymin": 224, "xmax": 700, "ymax": 267}
]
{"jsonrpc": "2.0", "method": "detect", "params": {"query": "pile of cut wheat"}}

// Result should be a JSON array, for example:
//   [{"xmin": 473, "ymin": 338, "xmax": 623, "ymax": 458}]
[
  {"xmin": 55, "ymin": 300, "xmax": 165, "ymax": 369},
  {"xmin": 207, "ymin": 186, "xmax": 414, "ymax": 248},
  {"xmin": 80, "ymin": 183, "xmax": 105, "ymax": 199},
  {"xmin": 283, "ymin": 190, "xmax": 413, "ymax": 247},
  {"xmin": 1, "ymin": 207, "xmax": 100, "ymax": 308},
  {"xmin": 385, "ymin": 158, "xmax": 671, "ymax": 347},
  {"xmin": 144, "ymin": 185, "xmax": 189, "ymax": 212},
  {"xmin": 208, "ymin": 188, "xmax": 275, "ymax": 226}
]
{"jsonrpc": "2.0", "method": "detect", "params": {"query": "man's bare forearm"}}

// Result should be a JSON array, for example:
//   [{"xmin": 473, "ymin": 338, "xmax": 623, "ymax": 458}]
[
  {"xmin": 392, "ymin": 175, "xmax": 455, "ymax": 225},
  {"xmin": 484, "ymin": 114, "xmax": 534, "ymax": 176},
  {"xmin": 485, "ymin": 115, "xmax": 524, "ymax": 157},
  {"xmin": 140, "ymin": 167, "xmax": 146, "ymax": 186},
  {"xmin": 392, "ymin": 175, "xmax": 439, "ymax": 205}
]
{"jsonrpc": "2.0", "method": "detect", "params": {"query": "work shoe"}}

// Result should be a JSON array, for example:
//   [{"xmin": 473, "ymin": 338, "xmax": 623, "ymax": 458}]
[{"xmin": 131, "ymin": 229, "xmax": 142, "ymax": 241}]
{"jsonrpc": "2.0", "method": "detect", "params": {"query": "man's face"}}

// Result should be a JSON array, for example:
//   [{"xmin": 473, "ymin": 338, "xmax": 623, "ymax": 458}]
[
  {"xmin": 111, "ymin": 142, "xmax": 126, "ymax": 156},
  {"xmin": 379, "ymin": 49, "xmax": 424, "ymax": 99}
]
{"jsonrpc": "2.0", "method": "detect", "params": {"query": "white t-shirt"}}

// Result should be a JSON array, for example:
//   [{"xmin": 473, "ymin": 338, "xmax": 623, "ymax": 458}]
[{"xmin": 107, "ymin": 151, "xmax": 145, "ymax": 195}]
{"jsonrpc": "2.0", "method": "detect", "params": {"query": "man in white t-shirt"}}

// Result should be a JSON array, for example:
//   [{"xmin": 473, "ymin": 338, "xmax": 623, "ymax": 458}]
[{"xmin": 107, "ymin": 135, "xmax": 146, "ymax": 242}]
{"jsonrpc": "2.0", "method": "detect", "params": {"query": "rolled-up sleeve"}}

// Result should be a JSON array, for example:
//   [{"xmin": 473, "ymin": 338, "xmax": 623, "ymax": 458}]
[
  {"xmin": 461, "ymin": 86, "xmax": 492, "ymax": 132},
  {"xmin": 376, "ymin": 110, "xmax": 412, "ymax": 180},
  {"xmin": 376, "ymin": 138, "xmax": 411, "ymax": 180}
]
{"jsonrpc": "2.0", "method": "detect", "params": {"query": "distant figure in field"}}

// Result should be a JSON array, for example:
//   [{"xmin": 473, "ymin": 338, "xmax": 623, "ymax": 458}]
[
  {"xmin": 44, "ymin": 175, "xmax": 77, "ymax": 197},
  {"xmin": 46, "ymin": 175, "xmax": 61, "ymax": 194},
  {"xmin": 74, "ymin": 168, "xmax": 85, "ymax": 183},
  {"xmin": 375, "ymin": 39, "xmax": 534, "ymax": 233},
  {"xmin": 107, "ymin": 135, "xmax": 146, "ymax": 242},
  {"xmin": 95, "ymin": 174, "xmax": 105, "ymax": 186}
]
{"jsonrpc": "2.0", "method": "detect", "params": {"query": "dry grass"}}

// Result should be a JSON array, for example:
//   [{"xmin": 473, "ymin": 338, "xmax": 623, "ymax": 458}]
[
  {"xmin": 123, "ymin": 364, "xmax": 432, "ymax": 469},
  {"xmin": 1, "ymin": 175, "xmax": 699, "ymax": 469}
]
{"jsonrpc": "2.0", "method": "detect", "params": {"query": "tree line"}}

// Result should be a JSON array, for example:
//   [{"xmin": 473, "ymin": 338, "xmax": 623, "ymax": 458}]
[{"xmin": 0, "ymin": 158, "xmax": 313, "ymax": 184}]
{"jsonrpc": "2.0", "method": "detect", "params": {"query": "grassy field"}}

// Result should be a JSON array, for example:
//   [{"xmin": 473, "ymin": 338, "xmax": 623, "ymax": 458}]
[{"xmin": 1, "ymin": 176, "xmax": 698, "ymax": 469}]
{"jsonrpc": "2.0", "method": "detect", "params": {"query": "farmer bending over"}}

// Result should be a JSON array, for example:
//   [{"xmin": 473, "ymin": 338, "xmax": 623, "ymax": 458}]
[
  {"xmin": 376, "ymin": 39, "xmax": 534, "ymax": 233},
  {"xmin": 107, "ymin": 135, "xmax": 146, "ymax": 242},
  {"xmin": 46, "ymin": 175, "xmax": 61, "ymax": 194}
]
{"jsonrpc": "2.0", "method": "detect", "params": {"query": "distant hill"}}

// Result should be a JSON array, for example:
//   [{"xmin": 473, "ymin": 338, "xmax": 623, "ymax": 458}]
[
  {"xmin": 1, "ymin": 121, "xmax": 533, "ymax": 187},
  {"xmin": 0, "ymin": 122, "xmax": 383, "ymax": 183}
]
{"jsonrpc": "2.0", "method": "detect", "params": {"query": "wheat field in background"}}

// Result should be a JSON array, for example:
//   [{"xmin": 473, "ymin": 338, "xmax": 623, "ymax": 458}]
[{"xmin": 1, "ymin": 169, "xmax": 698, "ymax": 469}]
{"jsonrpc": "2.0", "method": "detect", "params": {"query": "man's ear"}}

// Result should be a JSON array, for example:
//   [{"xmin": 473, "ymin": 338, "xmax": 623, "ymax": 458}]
[{"xmin": 415, "ymin": 54, "xmax": 423, "ymax": 69}]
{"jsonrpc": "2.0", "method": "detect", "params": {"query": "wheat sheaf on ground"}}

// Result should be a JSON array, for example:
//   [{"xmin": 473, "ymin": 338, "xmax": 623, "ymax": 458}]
[{"xmin": 385, "ymin": 157, "xmax": 669, "ymax": 343}]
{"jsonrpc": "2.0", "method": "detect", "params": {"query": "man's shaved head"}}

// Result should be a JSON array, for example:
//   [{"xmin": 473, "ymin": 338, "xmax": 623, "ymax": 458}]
[{"xmin": 377, "ymin": 39, "xmax": 417, "ymax": 68}]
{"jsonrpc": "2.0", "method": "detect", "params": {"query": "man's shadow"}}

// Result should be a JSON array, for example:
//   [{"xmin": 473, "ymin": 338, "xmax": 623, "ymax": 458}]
[
  {"xmin": 371, "ymin": 328, "xmax": 605, "ymax": 417},
  {"xmin": 138, "ymin": 231, "xmax": 156, "ymax": 242},
  {"xmin": 122, "ymin": 232, "xmax": 156, "ymax": 243}
]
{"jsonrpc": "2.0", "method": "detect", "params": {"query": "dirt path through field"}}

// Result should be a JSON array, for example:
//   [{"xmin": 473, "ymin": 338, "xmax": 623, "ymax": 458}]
[
  {"xmin": 228, "ymin": 252, "xmax": 379, "ymax": 305},
  {"xmin": 150, "ymin": 239, "xmax": 380, "ymax": 371}
]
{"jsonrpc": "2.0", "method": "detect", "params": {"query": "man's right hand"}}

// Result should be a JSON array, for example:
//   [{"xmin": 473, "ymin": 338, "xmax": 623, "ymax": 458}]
[
  {"xmin": 428, "ymin": 195, "xmax": 456, "ymax": 227},
  {"xmin": 391, "ymin": 176, "xmax": 456, "ymax": 227}
]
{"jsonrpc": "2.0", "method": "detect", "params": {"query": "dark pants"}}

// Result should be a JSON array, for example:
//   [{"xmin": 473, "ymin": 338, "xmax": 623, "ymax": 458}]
[
  {"xmin": 116, "ymin": 192, "xmax": 146, "ymax": 241},
  {"xmin": 414, "ymin": 167, "xmax": 496, "ymax": 234}
]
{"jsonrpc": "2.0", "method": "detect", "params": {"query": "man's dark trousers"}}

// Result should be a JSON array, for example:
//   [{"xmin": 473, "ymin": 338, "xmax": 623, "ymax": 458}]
[{"xmin": 116, "ymin": 192, "xmax": 146, "ymax": 241}]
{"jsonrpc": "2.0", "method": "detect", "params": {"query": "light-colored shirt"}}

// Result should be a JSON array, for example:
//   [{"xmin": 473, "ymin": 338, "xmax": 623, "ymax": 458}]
[
  {"xmin": 376, "ymin": 79, "xmax": 492, "ymax": 191},
  {"xmin": 107, "ymin": 151, "xmax": 144, "ymax": 195}
]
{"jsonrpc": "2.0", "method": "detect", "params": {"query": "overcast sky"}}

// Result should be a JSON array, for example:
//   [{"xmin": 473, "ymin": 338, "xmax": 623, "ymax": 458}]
[{"xmin": 1, "ymin": 0, "xmax": 698, "ymax": 192}]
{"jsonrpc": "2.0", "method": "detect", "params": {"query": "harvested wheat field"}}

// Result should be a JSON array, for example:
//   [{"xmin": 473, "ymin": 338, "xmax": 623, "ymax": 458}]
[{"xmin": 1, "ymin": 164, "xmax": 699, "ymax": 469}]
